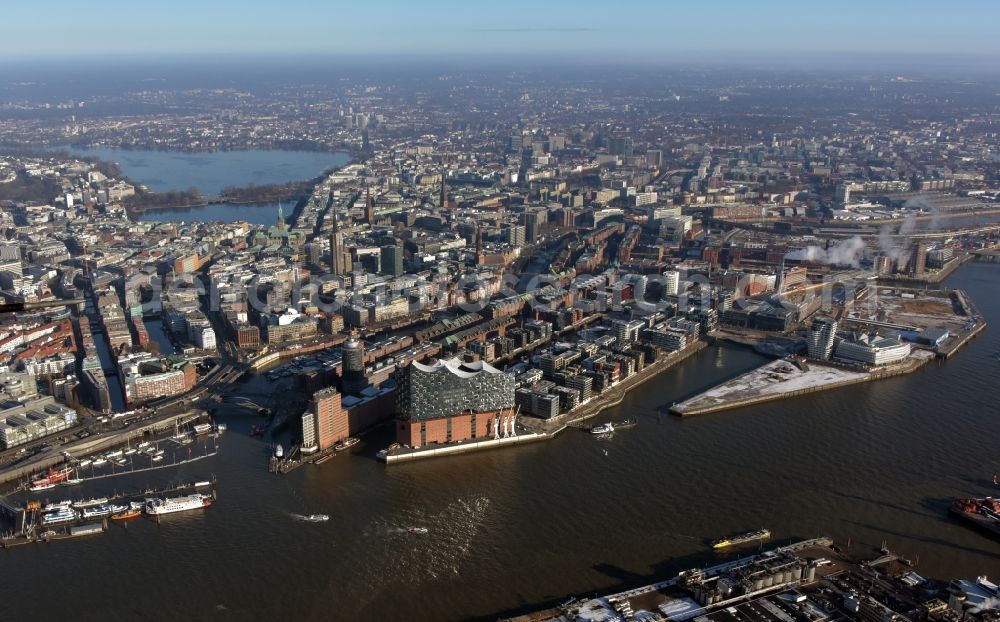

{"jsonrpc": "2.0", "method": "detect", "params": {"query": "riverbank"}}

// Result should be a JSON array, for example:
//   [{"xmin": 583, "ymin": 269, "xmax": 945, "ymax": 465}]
[
  {"xmin": 670, "ymin": 351, "xmax": 934, "ymax": 417},
  {"xmin": 378, "ymin": 340, "xmax": 709, "ymax": 464}
]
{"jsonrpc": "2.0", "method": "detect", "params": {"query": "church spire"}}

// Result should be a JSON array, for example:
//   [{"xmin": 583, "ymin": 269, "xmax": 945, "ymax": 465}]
[{"xmin": 277, "ymin": 202, "xmax": 286, "ymax": 229}]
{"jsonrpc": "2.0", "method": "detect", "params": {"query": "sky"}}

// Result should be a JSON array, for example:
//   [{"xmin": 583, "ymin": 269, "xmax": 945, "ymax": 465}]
[{"xmin": 3, "ymin": 0, "xmax": 999, "ymax": 63}]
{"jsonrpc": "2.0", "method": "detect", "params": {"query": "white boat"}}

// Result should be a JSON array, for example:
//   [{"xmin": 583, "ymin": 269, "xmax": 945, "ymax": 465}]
[
  {"xmin": 41, "ymin": 508, "xmax": 78, "ymax": 525},
  {"xmin": 44, "ymin": 500, "xmax": 74, "ymax": 511},
  {"xmin": 129, "ymin": 501, "xmax": 145, "ymax": 511},
  {"xmin": 125, "ymin": 448, "xmax": 138, "ymax": 455},
  {"xmin": 30, "ymin": 482, "xmax": 56, "ymax": 492},
  {"xmin": 408, "ymin": 526, "xmax": 429, "ymax": 534},
  {"xmin": 61, "ymin": 478, "xmax": 83, "ymax": 486},
  {"xmin": 109, "ymin": 504, "xmax": 128, "ymax": 513},
  {"xmin": 92, "ymin": 458, "xmax": 108, "ymax": 466},
  {"xmin": 73, "ymin": 497, "xmax": 109, "ymax": 509},
  {"xmin": 274, "ymin": 445, "xmax": 284, "ymax": 459},
  {"xmin": 152, "ymin": 455, "xmax": 164, "ymax": 462},
  {"xmin": 300, "ymin": 514, "xmax": 329, "ymax": 522},
  {"xmin": 145, "ymin": 493, "xmax": 213, "ymax": 516},
  {"xmin": 106, "ymin": 450, "xmax": 123, "ymax": 458},
  {"xmin": 80, "ymin": 505, "xmax": 111, "ymax": 519},
  {"xmin": 78, "ymin": 459, "xmax": 93, "ymax": 468},
  {"xmin": 590, "ymin": 422, "xmax": 614, "ymax": 435},
  {"xmin": 334, "ymin": 437, "xmax": 360, "ymax": 451}
]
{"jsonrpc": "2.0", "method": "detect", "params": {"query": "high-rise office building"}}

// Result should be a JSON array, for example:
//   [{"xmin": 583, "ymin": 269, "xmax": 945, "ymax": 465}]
[
  {"xmin": 311, "ymin": 387, "xmax": 348, "ymax": 450},
  {"xmin": 380, "ymin": 244, "xmax": 404, "ymax": 277},
  {"xmin": 663, "ymin": 270, "xmax": 680, "ymax": 296},
  {"xmin": 521, "ymin": 207, "xmax": 546, "ymax": 243},
  {"xmin": 608, "ymin": 137, "xmax": 634, "ymax": 157},
  {"xmin": 341, "ymin": 334, "xmax": 367, "ymax": 394}
]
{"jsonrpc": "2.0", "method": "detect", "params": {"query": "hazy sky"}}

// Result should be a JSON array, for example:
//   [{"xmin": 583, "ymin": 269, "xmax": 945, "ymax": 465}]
[{"xmin": 4, "ymin": 0, "xmax": 998, "ymax": 61}]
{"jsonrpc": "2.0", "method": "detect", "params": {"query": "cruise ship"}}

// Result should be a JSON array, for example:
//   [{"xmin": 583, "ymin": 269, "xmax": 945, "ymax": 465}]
[
  {"xmin": 712, "ymin": 528, "xmax": 771, "ymax": 549},
  {"xmin": 145, "ymin": 493, "xmax": 214, "ymax": 516}
]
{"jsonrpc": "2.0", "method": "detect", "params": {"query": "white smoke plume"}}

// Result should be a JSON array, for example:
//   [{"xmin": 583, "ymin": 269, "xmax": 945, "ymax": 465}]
[
  {"xmin": 877, "ymin": 212, "xmax": 917, "ymax": 262},
  {"xmin": 786, "ymin": 235, "xmax": 866, "ymax": 266}
]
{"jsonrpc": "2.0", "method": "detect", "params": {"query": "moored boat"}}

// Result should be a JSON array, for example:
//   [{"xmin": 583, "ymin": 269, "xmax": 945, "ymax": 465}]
[
  {"xmin": 334, "ymin": 437, "xmax": 360, "ymax": 451},
  {"xmin": 712, "ymin": 528, "xmax": 771, "ymax": 549},
  {"xmin": 145, "ymin": 493, "xmax": 214, "ymax": 516},
  {"xmin": 80, "ymin": 504, "xmax": 112, "ymax": 519},
  {"xmin": 590, "ymin": 422, "xmax": 614, "ymax": 435},
  {"xmin": 111, "ymin": 509, "xmax": 142, "ymax": 521}
]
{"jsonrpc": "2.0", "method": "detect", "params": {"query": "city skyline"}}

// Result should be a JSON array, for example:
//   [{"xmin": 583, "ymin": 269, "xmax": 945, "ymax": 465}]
[{"xmin": 3, "ymin": 0, "xmax": 1000, "ymax": 63}]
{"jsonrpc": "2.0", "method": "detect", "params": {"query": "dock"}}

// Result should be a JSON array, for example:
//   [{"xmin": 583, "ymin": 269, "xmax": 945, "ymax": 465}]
[{"xmin": 1, "ymin": 479, "xmax": 217, "ymax": 549}]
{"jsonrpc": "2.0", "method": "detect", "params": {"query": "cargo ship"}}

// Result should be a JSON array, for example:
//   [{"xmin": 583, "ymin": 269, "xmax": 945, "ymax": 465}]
[
  {"xmin": 712, "ymin": 528, "xmax": 771, "ymax": 549},
  {"xmin": 950, "ymin": 497, "xmax": 1000, "ymax": 539},
  {"xmin": 145, "ymin": 493, "xmax": 214, "ymax": 516}
]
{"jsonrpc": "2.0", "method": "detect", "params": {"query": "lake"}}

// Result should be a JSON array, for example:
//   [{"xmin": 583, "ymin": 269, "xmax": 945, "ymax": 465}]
[{"xmin": 64, "ymin": 146, "xmax": 351, "ymax": 196}]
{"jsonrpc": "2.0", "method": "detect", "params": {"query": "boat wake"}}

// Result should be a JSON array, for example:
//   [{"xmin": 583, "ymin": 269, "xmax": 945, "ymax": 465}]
[
  {"xmin": 289, "ymin": 512, "xmax": 329, "ymax": 523},
  {"xmin": 362, "ymin": 495, "xmax": 492, "ymax": 581}
]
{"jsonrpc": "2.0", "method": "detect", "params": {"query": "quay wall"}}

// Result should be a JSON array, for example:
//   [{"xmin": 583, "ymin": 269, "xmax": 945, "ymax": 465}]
[{"xmin": 384, "ymin": 432, "xmax": 548, "ymax": 464}]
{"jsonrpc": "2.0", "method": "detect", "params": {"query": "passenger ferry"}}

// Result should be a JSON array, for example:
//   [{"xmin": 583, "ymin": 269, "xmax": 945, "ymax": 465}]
[
  {"xmin": 81, "ymin": 505, "xmax": 112, "ymax": 520},
  {"xmin": 590, "ymin": 422, "xmax": 614, "ymax": 435},
  {"xmin": 41, "ymin": 508, "xmax": 78, "ymax": 525},
  {"xmin": 145, "ymin": 493, "xmax": 214, "ymax": 516}
]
